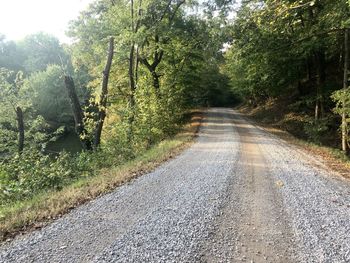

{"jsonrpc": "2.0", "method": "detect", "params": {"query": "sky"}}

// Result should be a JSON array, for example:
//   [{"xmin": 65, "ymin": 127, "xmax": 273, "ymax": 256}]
[{"xmin": 0, "ymin": 0, "xmax": 94, "ymax": 43}]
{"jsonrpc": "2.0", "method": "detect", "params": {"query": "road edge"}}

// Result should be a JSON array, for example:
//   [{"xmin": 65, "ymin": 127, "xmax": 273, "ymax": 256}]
[
  {"xmin": 236, "ymin": 108, "xmax": 350, "ymax": 181},
  {"xmin": 0, "ymin": 109, "xmax": 204, "ymax": 243}
]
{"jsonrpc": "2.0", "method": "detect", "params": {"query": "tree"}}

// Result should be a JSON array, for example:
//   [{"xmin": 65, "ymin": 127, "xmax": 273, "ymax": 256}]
[
  {"xmin": 64, "ymin": 76, "xmax": 92, "ymax": 151},
  {"xmin": 225, "ymin": 0, "xmax": 349, "ymax": 102},
  {"xmin": 94, "ymin": 37, "xmax": 115, "ymax": 148},
  {"xmin": 24, "ymin": 65, "xmax": 74, "ymax": 126},
  {"xmin": 65, "ymin": 0, "xmax": 233, "ymax": 152},
  {"xmin": 332, "ymin": 28, "xmax": 350, "ymax": 153},
  {"xmin": 18, "ymin": 32, "xmax": 68, "ymax": 73},
  {"xmin": 0, "ymin": 35, "xmax": 24, "ymax": 71},
  {"xmin": 342, "ymin": 28, "xmax": 349, "ymax": 153},
  {"xmin": 0, "ymin": 69, "xmax": 27, "ymax": 153},
  {"xmin": 225, "ymin": 0, "xmax": 350, "ymax": 148}
]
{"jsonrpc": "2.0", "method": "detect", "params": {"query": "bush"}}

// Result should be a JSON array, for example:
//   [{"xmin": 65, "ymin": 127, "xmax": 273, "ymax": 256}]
[
  {"xmin": 0, "ymin": 141, "xmax": 133, "ymax": 205},
  {"xmin": 0, "ymin": 102, "xmax": 188, "ymax": 206},
  {"xmin": 0, "ymin": 150, "xmax": 77, "ymax": 205},
  {"xmin": 304, "ymin": 118, "xmax": 329, "ymax": 145}
]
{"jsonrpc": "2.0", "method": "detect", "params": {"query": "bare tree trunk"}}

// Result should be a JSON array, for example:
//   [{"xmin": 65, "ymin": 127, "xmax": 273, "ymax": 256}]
[
  {"xmin": 342, "ymin": 28, "xmax": 349, "ymax": 153},
  {"xmin": 64, "ymin": 76, "xmax": 92, "ymax": 150},
  {"xmin": 16, "ymin": 106, "xmax": 24, "ymax": 154},
  {"xmin": 127, "ymin": 42, "xmax": 137, "ymax": 142},
  {"xmin": 94, "ymin": 37, "xmax": 114, "ymax": 149},
  {"xmin": 129, "ymin": 44, "xmax": 136, "ymax": 93},
  {"xmin": 127, "ymin": 0, "xmax": 137, "ymax": 143},
  {"xmin": 135, "ymin": 45, "xmax": 140, "ymax": 84}
]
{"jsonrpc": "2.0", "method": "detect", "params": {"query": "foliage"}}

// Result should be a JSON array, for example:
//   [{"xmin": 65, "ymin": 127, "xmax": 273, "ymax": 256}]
[
  {"xmin": 331, "ymin": 88, "xmax": 350, "ymax": 117},
  {"xmin": 331, "ymin": 88, "xmax": 350, "ymax": 146},
  {"xmin": 0, "ymin": 68, "xmax": 28, "ymax": 152},
  {"xmin": 0, "ymin": 147, "xmax": 107, "ymax": 205},
  {"xmin": 225, "ymin": 0, "xmax": 349, "ymax": 100},
  {"xmin": 17, "ymin": 32, "xmax": 69, "ymax": 73},
  {"xmin": 67, "ymin": 0, "xmax": 232, "ymax": 151},
  {"xmin": 0, "ymin": 0, "xmax": 232, "ymax": 209},
  {"xmin": 303, "ymin": 118, "xmax": 329, "ymax": 144},
  {"xmin": 0, "ymin": 150, "xmax": 75, "ymax": 204},
  {"xmin": 224, "ymin": 0, "xmax": 350, "ymax": 147},
  {"xmin": 24, "ymin": 65, "xmax": 74, "ymax": 125},
  {"xmin": 0, "ymin": 35, "xmax": 24, "ymax": 71}
]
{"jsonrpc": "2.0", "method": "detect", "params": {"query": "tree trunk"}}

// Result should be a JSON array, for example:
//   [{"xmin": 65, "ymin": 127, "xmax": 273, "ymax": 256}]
[
  {"xmin": 94, "ymin": 37, "xmax": 114, "ymax": 149},
  {"xmin": 140, "ymin": 54, "xmax": 163, "ymax": 97},
  {"xmin": 127, "ymin": 1, "xmax": 137, "ymax": 142},
  {"xmin": 314, "ymin": 51, "xmax": 325, "ymax": 120},
  {"xmin": 342, "ymin": 28, "xmax": 349, "ymax": 153},
  {"xmin": 127, "ymin": 42, "xmax": 137, "ymax": 142},
  {"xmin": 64, "ymin": 76, "xmax": 92, "ymax": 150},
  {"xmin": 151, "ymin": 70, "xmax": 160, "ymax": 90},
  {"xmin": 140, "ymin": 57, "xmax": 162, "ymax": 94},
  {"xmin": 16, "ymin": 106, "xmax": 24, "ymax": 154},
  {"xmin": 306, "ymin": 58, "xmax": 312, "ymax": 82},
  {"xmin": 139, "ymin": 41, "xmax": 163, "ymax": 96}
]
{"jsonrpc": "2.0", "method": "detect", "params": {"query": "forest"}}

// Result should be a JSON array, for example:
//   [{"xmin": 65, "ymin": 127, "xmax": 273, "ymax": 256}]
[
  {"xmin": 0, "ymin": 0, "xmax": 233, "ymax": 214},
  {"xmin": 0, "ymin": 0, "xmax": 350, "ymax": 235},
  {"xmin": 226, "ymin": 0, "xmax": 350, "ymax": 150}
]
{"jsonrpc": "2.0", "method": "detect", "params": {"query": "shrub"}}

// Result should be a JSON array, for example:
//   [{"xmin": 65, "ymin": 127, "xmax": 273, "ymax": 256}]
[
  {"xmin": 0, "ymin": 150, "xmax": 76, "ymax": 205},
  {"xmin": 304, "ymin": 118, "xmax": 329, "ymax": 145}
]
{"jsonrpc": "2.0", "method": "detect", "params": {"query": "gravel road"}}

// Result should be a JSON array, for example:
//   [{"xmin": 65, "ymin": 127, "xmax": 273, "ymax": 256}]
[{"xmin": 0, "ymin": 108, "xmax": 349, "ymax": 263}]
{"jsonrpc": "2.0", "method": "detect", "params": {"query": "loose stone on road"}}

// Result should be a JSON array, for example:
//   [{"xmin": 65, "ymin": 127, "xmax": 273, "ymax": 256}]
[{"xmin": 0, "ymin": 108, "xmax": 349, "ymax": 263}]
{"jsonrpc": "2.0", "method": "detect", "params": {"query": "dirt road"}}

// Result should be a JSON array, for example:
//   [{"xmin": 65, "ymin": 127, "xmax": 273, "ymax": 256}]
[{"xmin": 1, "ymin": 108, "xmax": 349, "ymax": 262}]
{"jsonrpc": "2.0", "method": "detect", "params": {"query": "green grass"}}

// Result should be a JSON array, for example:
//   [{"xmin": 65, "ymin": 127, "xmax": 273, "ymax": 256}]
[{"xmin": 0, "ymin": 112, "xmax": 202, "ymax": 241}]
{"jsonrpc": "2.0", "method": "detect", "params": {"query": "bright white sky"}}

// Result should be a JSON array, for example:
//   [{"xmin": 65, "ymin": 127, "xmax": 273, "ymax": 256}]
[{"xmin": 0, "ymin": 0, "xmax": 94, "ymax": 43}]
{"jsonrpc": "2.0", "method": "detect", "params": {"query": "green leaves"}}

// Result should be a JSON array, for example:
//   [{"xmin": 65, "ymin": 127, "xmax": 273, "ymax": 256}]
[
  {"xmin": 331, "ymin": 88, "xmax": 350, "ymax": 115},
  {"xmin": 0, "ymin": 0, "xmax": 238, "ymax": 205},
  {"xmin": 225, "ymin": 0, "xmax": 350, "ymax": 102},
  {"xmin": 0, "ymin": 150, "xmax": 77, "ymax": 205},
  {"xmin": 18, "ymin": 32, "xmax": 68, "ymax": 73},
  {"xmin": 24, "ymin": 65, "xmax": 73, "ymax": 125}
]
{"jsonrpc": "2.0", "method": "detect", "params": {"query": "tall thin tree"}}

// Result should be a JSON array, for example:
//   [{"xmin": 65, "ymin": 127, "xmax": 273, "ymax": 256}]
[
  {"xmin": 64, "ymin": 76, "xmax": 92, "ymax": 150},
  {"xmin": 94, "ymin": 37, "xmax": 115, "ymax": 148},
  {"xmin": 342, "ymin": 28, "xmax": 349, "ymax": 153}
]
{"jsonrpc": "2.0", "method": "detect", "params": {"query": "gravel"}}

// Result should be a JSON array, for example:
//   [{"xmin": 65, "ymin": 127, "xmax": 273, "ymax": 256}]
[
  {"xmin": 250, "ymin": 117, "xmax": 350, "ymax": 263},
  {"xmin": 0, "ymin": 108, "xmax": 240, "ymax": 262},
  {"xmin": 0, "ymin": 108, "xmax": 349, "ymax": 263}
]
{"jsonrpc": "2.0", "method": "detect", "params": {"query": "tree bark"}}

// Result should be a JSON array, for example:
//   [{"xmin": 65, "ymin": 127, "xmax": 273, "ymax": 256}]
[
  {"xmin": 306, "ymin": 58, "xmax": 312, "ymax": 82},
  {"xmin": 314, "ymin": 51, "xmax": 325, "ymax": 120},
  {"xmin": 342, "ymin": 28, "xmax": 349, "ymax": 153},
  {"xmin": 94, "ymin": 37, "xmax": 114, "ymax": 149},
  {"xmin": 16, "ymin": 106, "xmax": 24, "ymax": 154},
  {"xmin": 139, "ymin": 35, "xmax": 163, "ymax": 95},
  {"xmin": 151, "ymin": 71, "xmax": 160, "ymax": 90},
  {"xmin": 127, "ymin": 0, "xmax": 137, "ymax": 142},
  {"xmin": 64, "ymin": 76, "xmax": 92, "ymax": 150},
  {"xmin": 129, "ymin": 44, "xmax": 136, "ymax": 93},
  {"xmin": 127, "ymin": 42, "xmax": 136, "ymax": 143}
]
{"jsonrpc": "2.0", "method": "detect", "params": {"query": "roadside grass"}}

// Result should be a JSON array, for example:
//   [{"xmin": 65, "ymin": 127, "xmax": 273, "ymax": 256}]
[
  {"xmin": 238, "ymin": 104, "xmax": 350, "ymax": 180},
  {"xmin": 0, "ymin": 110, "xmax": 203, "ymax": 241}
]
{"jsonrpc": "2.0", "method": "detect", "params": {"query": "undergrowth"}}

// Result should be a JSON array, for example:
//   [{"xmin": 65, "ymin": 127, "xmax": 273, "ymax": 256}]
[{"xmin": 0, "ymin": 111, "xmax": 202, "ymax": 241}]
